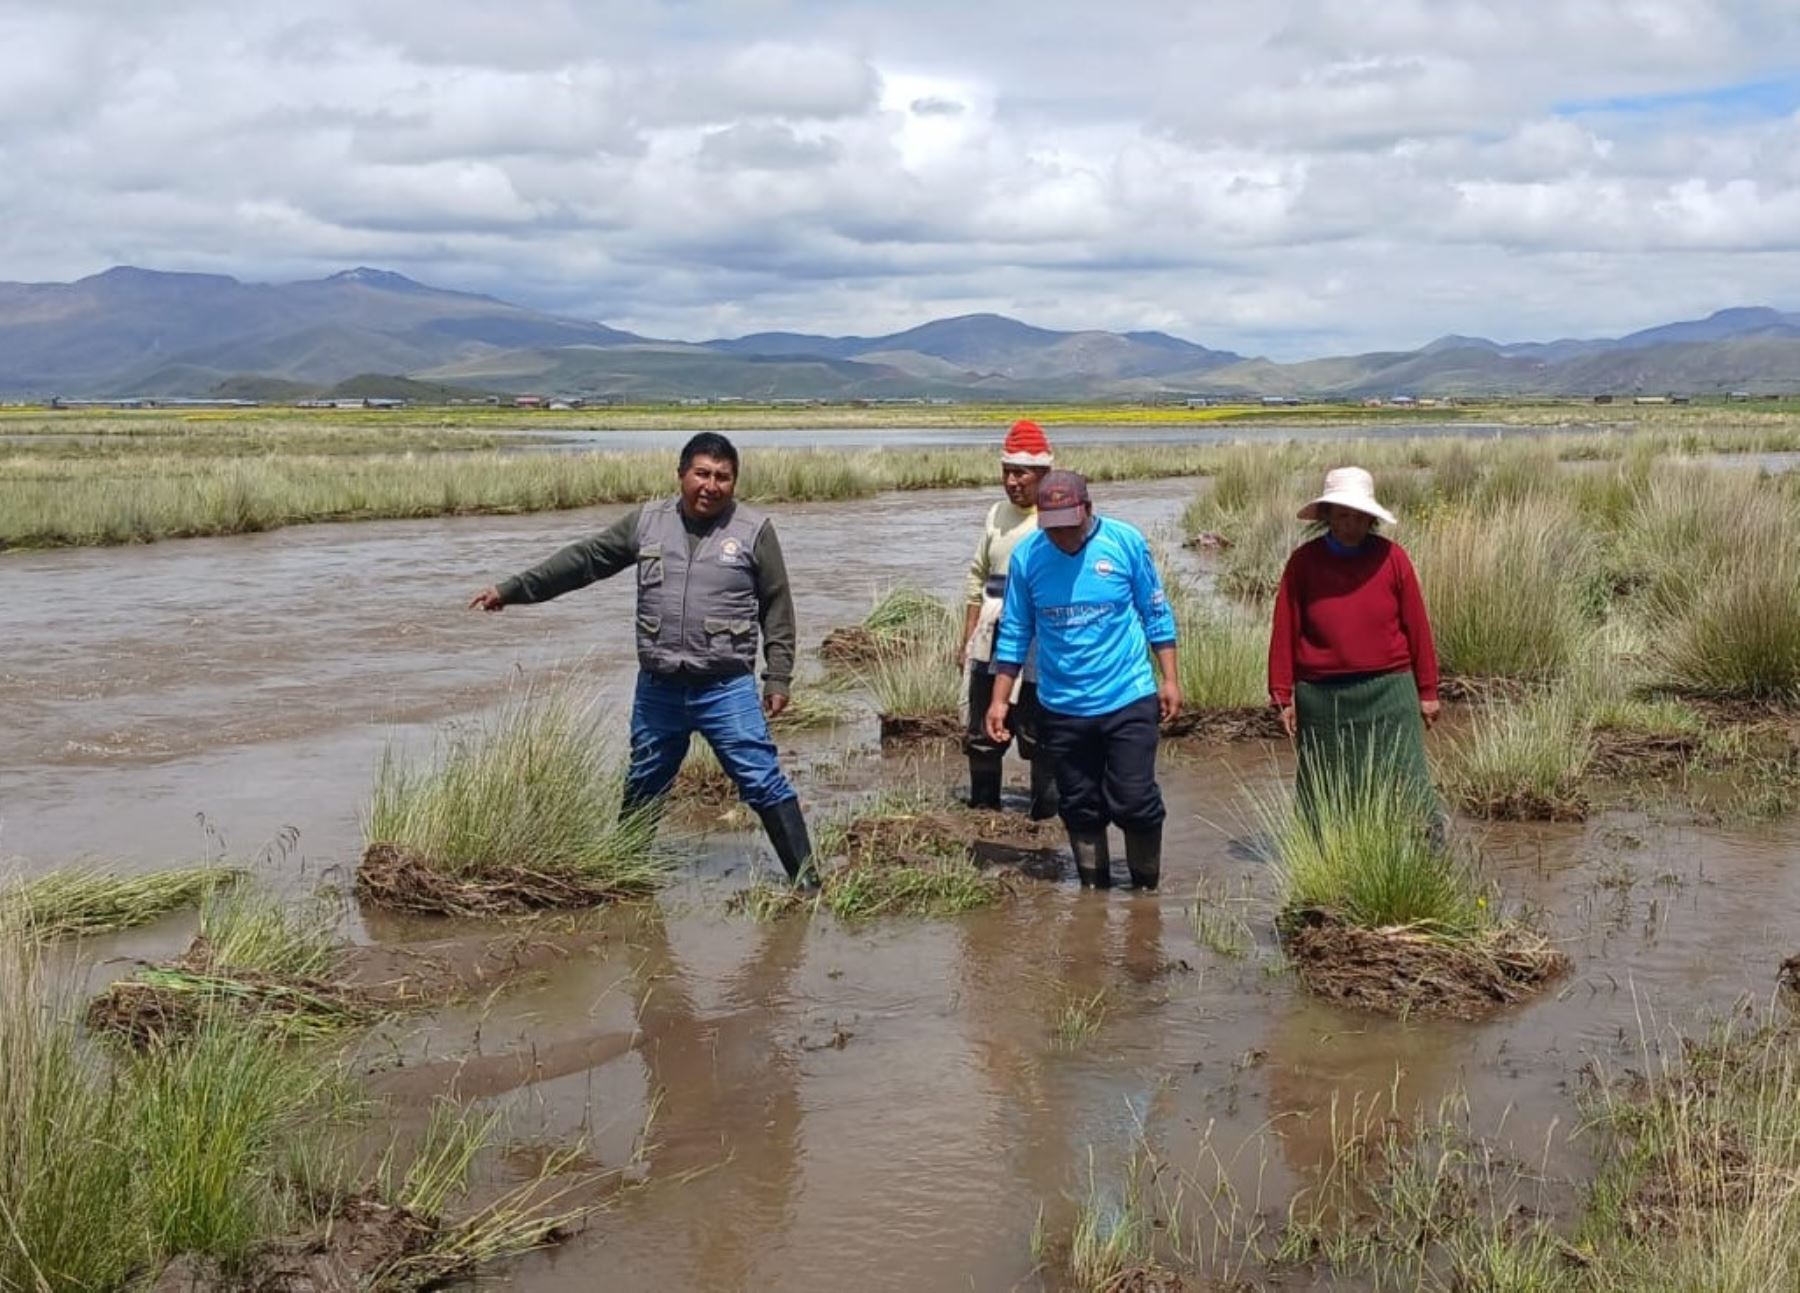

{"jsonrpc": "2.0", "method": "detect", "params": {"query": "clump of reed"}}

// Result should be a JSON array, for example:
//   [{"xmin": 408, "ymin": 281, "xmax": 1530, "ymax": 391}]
[
  {"xmin": 88, "ymin": 887, "xmax": 376, "ymax": 1046},
  {"xmin": 738, "ymin": 792, "xmax": 1020, "ymax": 920},
  {"xmin": 1258, "ymin": 758, "xmax": 1567, "ymax": 1018},
  {"xmin": 1165, "ymin": 605, "xmax": 1284, "ymax": 741},
  {"xmin": 1408, "ymin": 498, "xmax": 1594, "ymax": 682},
  {"xmin": 1, "ymin": 863, "xmax": 242, "ymax": 939},
  {"xmin": 1441, "ymin": 689, "xmax": 1594, "ymax": 821},
  {"xmin": 1651, "ymin": 545, "xmax": 1800, "ymax": 703},
  {"xmin": 359, "ymin": 685, "xmax": 668, "ymax": 915},
  {"xmin": 0, "ymin": 943, "xmax": 332, "ymax": 1285},
  {"xmin": 1286, "ymin": 1014, "xmax": 1800, "ymax": 1291},
  {"xmin": 859, "ymin": 612, "xmax": 966, "ymax": 741}
]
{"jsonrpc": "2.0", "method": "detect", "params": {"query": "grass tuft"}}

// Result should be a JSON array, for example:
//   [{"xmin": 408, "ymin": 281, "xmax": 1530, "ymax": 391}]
[
  {"xmin": 1, "ymin": 863, "xmax": 242, "ymax": 939},
  {"xmin": 1409, "ymin": 499, "xmax": 1593, "ymax": 682},
  {"xmin": 1442, "ymin": 689, "xmax": 1594, "ymax": 821},
  {"xmin": 361, "ymin": 684, "xmax": 668, "ymax": 913}
]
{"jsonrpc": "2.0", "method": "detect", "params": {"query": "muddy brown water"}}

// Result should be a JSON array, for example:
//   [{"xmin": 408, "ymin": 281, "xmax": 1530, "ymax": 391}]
[{"xmin": 5, "ymin": 478, "xmax": 1799, "ymax": 1290}]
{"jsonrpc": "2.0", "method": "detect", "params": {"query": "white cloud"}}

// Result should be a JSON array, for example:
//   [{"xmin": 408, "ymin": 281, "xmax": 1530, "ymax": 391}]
[{"xmin": 6, "ymin": 0, "xmax": 1800, "ymax": 356}]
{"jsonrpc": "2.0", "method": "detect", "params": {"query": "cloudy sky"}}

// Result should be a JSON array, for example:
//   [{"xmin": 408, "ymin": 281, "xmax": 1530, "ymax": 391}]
[{"xmin": 5, "ymin": 1, "xmax": 1800, "ymax": 357}]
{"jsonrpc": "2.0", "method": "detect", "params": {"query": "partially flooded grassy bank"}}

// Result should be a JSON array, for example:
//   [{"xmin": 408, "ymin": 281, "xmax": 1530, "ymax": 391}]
[
  {"xmin": 1, "ymin": 927, "xmax": 597, "ymax": 1290},
  {"xmin": 14, "ymin": 409, "xmax": 1800, "ymax": 549}
]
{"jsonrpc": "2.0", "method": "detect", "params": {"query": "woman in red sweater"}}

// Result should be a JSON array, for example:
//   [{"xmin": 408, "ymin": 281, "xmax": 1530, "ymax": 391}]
[{"xmin": 1269, "ymin": 467, "xmax": 1439, "ymax": 809}]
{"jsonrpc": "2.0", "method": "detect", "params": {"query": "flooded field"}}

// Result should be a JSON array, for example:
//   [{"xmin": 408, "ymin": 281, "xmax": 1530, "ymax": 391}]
[{"xmin": 5, "ymin": 476, "xmax": 1797, "ymax": 1290}]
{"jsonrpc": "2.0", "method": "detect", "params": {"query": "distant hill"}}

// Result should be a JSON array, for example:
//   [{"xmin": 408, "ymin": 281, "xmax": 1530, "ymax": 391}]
[
  {"xmin": 6, "ymin": 265, "xmax": 1800, "ymax": 399},
  {"xmin": 0, "ymin": 266, "xmax": 647, "ymax": 397},
  {"xmin": 701, "ymin": 312, "xmax": 1244, "ymax": 380}
]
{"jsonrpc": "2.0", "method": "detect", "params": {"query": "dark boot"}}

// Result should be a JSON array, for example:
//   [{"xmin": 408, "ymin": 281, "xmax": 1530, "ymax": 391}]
[
  {"xmin": 967, "ymin": 753, "xmax": 1004, "ymax": 810},
  {"xmin": 1069, "ymin": 828, "xmax": 1111, "ymax": 889},
  {"xmin": 1027, "ymin": 755, "xmax": 1060, "ymax": 821},
  {"xmin": 1124, "ymin": 825, "xmax": 1162, "ymax": 891},
  {"xmin": 756, "ymin": 797, "xmax": 818, "ymax": 889}
]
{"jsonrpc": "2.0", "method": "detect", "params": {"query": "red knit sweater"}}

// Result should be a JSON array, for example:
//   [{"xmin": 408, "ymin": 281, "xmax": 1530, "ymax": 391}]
[{"xmin": 1267, "ymin": 535, "xmax": 1439, "ymax": 705}]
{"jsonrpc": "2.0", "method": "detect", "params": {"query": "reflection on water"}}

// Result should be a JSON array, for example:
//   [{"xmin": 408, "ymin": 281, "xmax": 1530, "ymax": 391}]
[{"xmin": 6, "ymin": 474, "xmax": 1800, "ymax": 1290}]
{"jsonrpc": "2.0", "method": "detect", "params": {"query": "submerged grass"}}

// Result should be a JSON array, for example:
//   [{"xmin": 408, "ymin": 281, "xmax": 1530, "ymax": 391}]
[
  {"xmin": 360, "ymin": 685, "xmax": 668, "ymax": 914},
  {"xmin": 738, "ymin": 791, "xmax": 1029, "ymax": 921},
  {"xmin": 1, "ymin": 863, "xmax": 242, "ymax": 939}
]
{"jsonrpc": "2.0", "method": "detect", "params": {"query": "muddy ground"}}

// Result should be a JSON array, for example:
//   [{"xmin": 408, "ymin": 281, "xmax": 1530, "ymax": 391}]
[{"xmin": 7, "ymin": 478, "xmax": 1800, "ymax": 1291}]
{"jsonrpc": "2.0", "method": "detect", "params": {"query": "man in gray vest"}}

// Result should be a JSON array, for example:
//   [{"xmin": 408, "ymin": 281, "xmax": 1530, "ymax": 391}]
[{"xmin": 470, "ymin": 432, "xmax": 814, "ymax": 886}]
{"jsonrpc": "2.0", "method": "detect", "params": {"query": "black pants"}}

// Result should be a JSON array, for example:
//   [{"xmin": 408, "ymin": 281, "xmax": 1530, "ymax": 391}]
[
  {"xmin": 1037, "ymin": 694, "xmax": 1165, "ymax": 833},
  {"xmin": 965, "ymin": 669, "xmax": 1043, "ymax": 761}
]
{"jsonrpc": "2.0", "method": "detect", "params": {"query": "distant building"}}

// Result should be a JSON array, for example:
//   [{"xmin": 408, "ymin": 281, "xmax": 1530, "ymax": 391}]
[
  {"xmin": 1593, "ymin": 394, "xmax": 1614, "ymax": 404},
  {"xmin": 1633, "ymin": 395, "xmax": 1668, "ymax": 405}
]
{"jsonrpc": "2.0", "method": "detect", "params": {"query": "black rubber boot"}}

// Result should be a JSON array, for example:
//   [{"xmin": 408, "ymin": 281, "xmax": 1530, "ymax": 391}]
[
  {"xmin": 757, "ymin": 797, "xmax": 818, "ymax": 889},
  {"xmin": 1027, "ymin": 755, "xmax": 1060, "ymax": 821},
  {"xmin": 1069, "ymin": 828, "xmax": 1111, "ymax": 889},
  {"xmin": 1124, "ymin": 825, "xmax": 1162, "ymax": 891},
  {"xmin": 967, "ymin": 754, "xmax": 1004, "ymax": 810}
]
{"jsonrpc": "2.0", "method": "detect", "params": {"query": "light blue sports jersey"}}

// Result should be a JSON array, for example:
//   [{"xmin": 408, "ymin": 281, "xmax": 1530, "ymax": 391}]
[{"xmin": 993, "ymin": 517, "xmax": 1178, "ymax": 717}]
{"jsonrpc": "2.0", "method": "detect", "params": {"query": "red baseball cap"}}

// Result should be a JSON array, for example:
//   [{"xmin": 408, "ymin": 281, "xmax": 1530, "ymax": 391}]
[{"xmin": 1035, "ymin": 469, "xmax": 1091, "ymax": 528}]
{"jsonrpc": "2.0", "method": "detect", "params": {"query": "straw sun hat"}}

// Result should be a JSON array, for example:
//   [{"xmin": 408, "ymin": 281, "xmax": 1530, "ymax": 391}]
[{"xmin": 1297, "ymin": 466, "xmax": 1397, "ymax": 527}]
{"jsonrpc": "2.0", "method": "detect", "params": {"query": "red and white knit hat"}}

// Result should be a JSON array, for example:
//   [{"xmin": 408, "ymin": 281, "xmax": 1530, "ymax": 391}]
[{"xmin": 1000, "ymin": 419, "xmax": 1054, "ymax": 468}]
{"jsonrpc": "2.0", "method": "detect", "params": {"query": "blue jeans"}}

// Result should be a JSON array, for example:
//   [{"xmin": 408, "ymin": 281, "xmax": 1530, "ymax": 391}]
[{"xmin": 624, "ymin": 671, "xmax": 796, "ymax": 812}]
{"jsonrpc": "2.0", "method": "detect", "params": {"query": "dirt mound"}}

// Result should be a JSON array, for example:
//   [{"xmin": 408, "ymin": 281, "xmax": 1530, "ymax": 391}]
[
  {"xmin": 673, "ymin": 758, "xmax": 736, "ymax": 806},
  {"xmin": 1591, "ymin": 728, "xmax": 1703, "ymax": 778},
  {"xmin": 1437, "ymin": 675, "xmax": 1529, "ymax": 705},
  {"xmin": 87, "ymin": 938, "xmax": 382, "ymax": 1047},
  {"xmin": 356, "ymin": 843, "xmax": 637, "ymax": 917},
  {"xmin": 819, "ymin": 625, "xmax": 884, "ymax": 666},
  {"xmin": 845, "ymin": 806, "xmax": 1067, "ymax": 879},
  {"xmin": 1460, "ymin": 788, "xmax": 1589, "ymax": 822},
  {"xmin": 1097, "ymin": 1267, "xmax": 1188, "ymax": 1293},
  {"xmin": 878, "ymin": 712, "xmax": 965, "ymax": 743},
  {"xmin": 1161, "ymin": 707, "xmax": 1285, "ymax": 742},
  {"xmin": 154, "ymin": 1194, "xmax": 460, "ymax": 1292},
  {"xmin": 1781, "ymin": 955, "xmax": 1800, "ymax": 993},
  {"xmin": 1279, "ymin": 908, "xmax": 1570, "ymax": 1021}
]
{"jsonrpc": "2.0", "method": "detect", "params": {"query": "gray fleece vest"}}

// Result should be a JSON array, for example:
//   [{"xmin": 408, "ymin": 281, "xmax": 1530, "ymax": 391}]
[{"xmin": 633, "ymin": 497, "xmax": 768, "ymax": 676}]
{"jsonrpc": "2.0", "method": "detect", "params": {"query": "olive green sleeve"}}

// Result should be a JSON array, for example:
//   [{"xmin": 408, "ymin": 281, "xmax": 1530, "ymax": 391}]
[
  {"xmin": 753, "ymin": 522, "xmax": 796, "ymax": 693},
  {"xmin": 497, "ymin": 506, "xmax": 642, "ymax": 605}
]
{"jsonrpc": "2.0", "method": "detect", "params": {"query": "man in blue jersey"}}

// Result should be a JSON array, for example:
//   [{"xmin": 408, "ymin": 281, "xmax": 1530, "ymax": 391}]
[{"xmin": 983, "ymin": 471, "xmax": 1181, "ymax": 891}]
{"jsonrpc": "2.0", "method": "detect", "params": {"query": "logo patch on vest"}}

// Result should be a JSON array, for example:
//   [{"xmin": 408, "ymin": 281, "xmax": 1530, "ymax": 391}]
[
  {"xmin": 718, "ymin": 537, "xmax": 746, "ymax": 565},
  {"xmin": 1093, "ymin": 558, "xmax": 1116, "ymax": 577}
]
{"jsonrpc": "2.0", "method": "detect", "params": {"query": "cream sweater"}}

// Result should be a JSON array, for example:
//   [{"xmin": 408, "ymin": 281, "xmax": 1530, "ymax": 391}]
[{"xmin": 965, "ymin": 499, "xmax": 1038, "ymax": 667}]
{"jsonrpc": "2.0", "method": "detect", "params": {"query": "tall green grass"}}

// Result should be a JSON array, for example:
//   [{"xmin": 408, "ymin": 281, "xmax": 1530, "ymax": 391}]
[
  {"xmin": 1441, "ymin": 689, "xmax": 1593, "ymax": 819},
  {"xmin": 0, "ymin": 944, "xmax": 331, "ymax": 1284},
  {"xmin": 859, "ymin": 616, "xmax": 964, "ymax": 721},
  {"xmin": 365, "ymin": 686, "xmax": 666, "ymax": 891},
  {"xmin": 1259, "ymin": 756, "xmax": 1483, "ymax": 936},
  {"xmin": 1652, "ymin": 546, "xmax": 1800, "ymax": 701},
  {"xmin": 1176, "ymin": 605, "xmax": 1268, "ymax": 709},
  {"xmin": 1408, "ymin": 499, "xmax": 1594, "ymax": 681}
]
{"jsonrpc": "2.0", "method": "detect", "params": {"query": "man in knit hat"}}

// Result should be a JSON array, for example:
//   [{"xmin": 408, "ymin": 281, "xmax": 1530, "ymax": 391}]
[
  {"xmin": 960, "ymin": 419, "xmax": 1059, "ymax": 818},
  {"xmin": 984, "ymin": 471, "xmax": 1181, "ymax": 891}
]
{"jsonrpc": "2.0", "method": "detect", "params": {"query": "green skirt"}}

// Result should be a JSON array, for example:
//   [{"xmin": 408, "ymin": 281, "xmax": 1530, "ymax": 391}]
[{"xmin": 1295, "ymin": 670, "xmax": 1433, "ymax": 813}]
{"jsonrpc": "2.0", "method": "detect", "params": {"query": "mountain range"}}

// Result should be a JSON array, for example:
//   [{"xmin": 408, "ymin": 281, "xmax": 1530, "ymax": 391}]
[{"xmin": 4, "ymin": 266, "xmax": 1800, "ymax": 401}]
